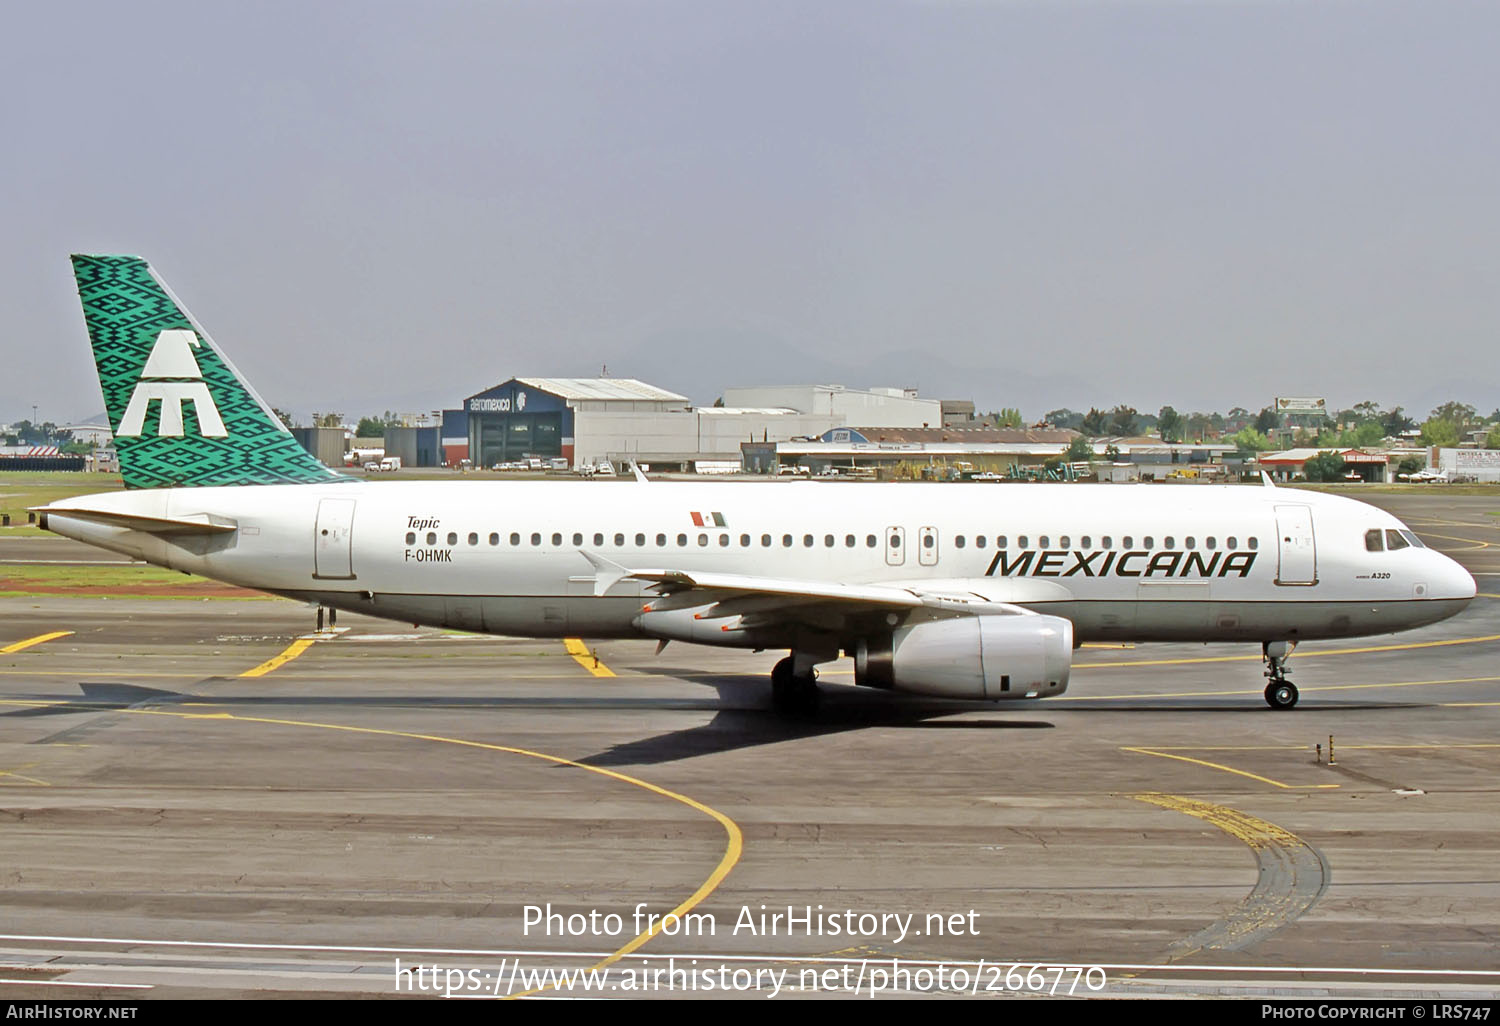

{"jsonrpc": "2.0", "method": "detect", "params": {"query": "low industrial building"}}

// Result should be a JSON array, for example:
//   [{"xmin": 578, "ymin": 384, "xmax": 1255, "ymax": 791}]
[{"xmin": 1258, "ymin": 448, "xmax": 1389, "ymax": 482}]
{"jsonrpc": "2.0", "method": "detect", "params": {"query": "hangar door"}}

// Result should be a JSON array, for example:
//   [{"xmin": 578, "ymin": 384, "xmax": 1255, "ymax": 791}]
[{"xmin": 1274, "ymin": 504, "xmax": 1316, "ymax": 586}]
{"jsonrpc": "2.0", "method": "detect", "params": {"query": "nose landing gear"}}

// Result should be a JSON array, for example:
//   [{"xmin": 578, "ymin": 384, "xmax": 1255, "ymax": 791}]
[{"xmin": 1263, "ymin": 640, "xmax": 1298, "ymax": 709}]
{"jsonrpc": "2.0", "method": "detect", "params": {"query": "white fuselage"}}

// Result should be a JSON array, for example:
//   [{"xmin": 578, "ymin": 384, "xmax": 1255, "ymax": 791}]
[{"xmin": 44, "ymin": 480, "xmax": 1476, "ymax": 649}]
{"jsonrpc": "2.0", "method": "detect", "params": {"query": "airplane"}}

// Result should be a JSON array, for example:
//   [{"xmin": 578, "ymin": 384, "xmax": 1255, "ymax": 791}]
[{"xmin": 38, "ymin": 255, "xmax": 1478, "ymax": 713}]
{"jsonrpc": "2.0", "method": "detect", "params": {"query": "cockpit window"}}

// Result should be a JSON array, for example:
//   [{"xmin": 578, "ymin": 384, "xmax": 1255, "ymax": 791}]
[
  {"xmin": 1385, "ymin": 529, "xmax": 1409, "ymax": 551},
  {"xmin": 1365, "ymin": 529, "xmax": 1384, "ymax": 552},
  {"xmin": 1399, "ymin": 530, "xmax": 1426, "ymax": 549}
]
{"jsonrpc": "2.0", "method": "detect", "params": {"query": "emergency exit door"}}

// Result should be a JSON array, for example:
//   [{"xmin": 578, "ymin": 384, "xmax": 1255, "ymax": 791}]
[
  {"xmin": 314, "ymin": 498, "xmax": 357, "ymax": 579},
  {"xmin": 1274, "ymin": 504, "xmax": 1317, "ymax": 585}
]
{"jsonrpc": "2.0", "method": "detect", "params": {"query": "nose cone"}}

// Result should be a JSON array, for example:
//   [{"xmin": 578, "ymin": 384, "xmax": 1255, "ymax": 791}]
[{"xmin": 1433, "ymin": 552, "xmax": 1478, "ymax": 603}]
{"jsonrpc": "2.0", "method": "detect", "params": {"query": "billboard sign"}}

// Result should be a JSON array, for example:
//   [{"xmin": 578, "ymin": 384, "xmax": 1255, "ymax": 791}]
[{"xmin": 1275, "ymin": 397, "xmax": 1327, "ymax": 414}]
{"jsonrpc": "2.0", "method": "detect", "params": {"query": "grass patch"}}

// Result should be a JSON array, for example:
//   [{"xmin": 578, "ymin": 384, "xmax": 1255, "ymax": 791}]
[
  {"xmin": 1285, "ymin": 482, "xmax": 1500, "ymax": 496},
  {"xmin": 0, "ymin": 562, "xmax": 272, "ymax": 599},
  {"xmin": 0, "ymin": 473, "xmax": 123, "ymax": 536}
]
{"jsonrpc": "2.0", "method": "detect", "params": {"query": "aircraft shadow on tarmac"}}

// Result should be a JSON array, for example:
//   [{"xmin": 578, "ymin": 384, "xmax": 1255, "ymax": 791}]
[{"xmin": 0, "ymin": 677, "xmax": 1431, "ymax": 767}]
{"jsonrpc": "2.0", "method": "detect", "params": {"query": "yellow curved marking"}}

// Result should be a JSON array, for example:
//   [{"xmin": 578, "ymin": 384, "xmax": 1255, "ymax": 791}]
[
  {"xmin": 1131, "ymin": 792, "xmax": 1307, "ymax": 849},
  {"xmin": 239, "ymin": 638, "xmax": 317, "ymax": 678},
  {"xmin": 1121, "ymin": 747, "xmax": 1337, "ymax": 790},
  {"xmin": 1075, "ymin": 633, "xmax": 1500, "ymax": 670},
  {"xmin": 104, "ymin": 705, "xmax": 740, "ymax": 997},
  {"xmin": 564, "ymin": 638, "xmax": 617, "ymax": 678},
  {"xmin": 1057, "ymin": 674, "xmax": 1500, "ymax": 702},
  {"xmin": 1, "ymin": 631, "xmax": 73, "ymax": 654},
  {"xmin": 1414, "ymin": 532, "xmax": 1491, "ymax": 552}
]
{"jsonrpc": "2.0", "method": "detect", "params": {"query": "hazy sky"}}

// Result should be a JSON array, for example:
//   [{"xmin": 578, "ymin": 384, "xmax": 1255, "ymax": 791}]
[{"xmin": 4, "ymin": 0, "xmax": 1497, "ymax": 427}]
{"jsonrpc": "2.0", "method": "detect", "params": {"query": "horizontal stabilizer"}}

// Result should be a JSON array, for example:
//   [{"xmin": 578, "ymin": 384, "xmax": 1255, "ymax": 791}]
[{"xmin": 38, "ymin": 506, "xmax": 238, "ymax": 536}]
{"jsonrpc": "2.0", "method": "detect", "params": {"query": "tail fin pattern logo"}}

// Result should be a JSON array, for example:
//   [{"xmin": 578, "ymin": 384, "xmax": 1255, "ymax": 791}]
[
  {"xmin": 117, "ymin": 330, "xmax": 228, "ymax": 437},
  {"xmin": 72, "ymin": 254, "xmax": 347, "ymax": 489}
]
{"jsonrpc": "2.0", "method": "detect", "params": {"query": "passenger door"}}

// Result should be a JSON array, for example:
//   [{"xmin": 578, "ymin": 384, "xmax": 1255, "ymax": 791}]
[
  {"xmin": 1274, "ymin": 504, "xmax": 1317, "ymax": 585},
  {"xmin": 885, "ymin": 526, "xmax": 906, "ymax": 566}
]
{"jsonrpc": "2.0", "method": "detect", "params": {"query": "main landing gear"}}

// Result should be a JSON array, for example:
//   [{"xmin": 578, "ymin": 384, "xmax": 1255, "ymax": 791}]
[
  {"xmin": 771, "ymin": 656, "xmax": 821, "ymax": 716},
  {"xmin": 1262, "ymin": 640, "xmax": 1298, "ymax": 710}
]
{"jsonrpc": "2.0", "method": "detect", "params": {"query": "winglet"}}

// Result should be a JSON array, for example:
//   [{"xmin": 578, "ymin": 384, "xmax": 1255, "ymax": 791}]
[
  {"xmin": 1260, "ymin": 471, "xmax": 1276, "ymax": 488},
  {"xmin": 578, "ymin": 549, "xmax": 632, "ymax": 597},
  {"xmin": 629, "ymin": 460, "xmax": 649, "ymax": 484}
]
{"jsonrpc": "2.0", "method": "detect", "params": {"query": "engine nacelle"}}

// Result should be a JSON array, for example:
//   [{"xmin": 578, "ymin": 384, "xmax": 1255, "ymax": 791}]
[{"xmin": 854, "ymin": 614, "xmax": 1073, "ymax": 700}]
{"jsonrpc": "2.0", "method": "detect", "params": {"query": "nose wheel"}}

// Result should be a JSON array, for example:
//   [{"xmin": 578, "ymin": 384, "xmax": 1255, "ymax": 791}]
[
  {"xmin": 1264, "ymin": 680, "xmax": 1299, "ymax": 709},
  {"xmin": 1262, "ymin": 640, "xmax": 1298, "ymax": 709}
]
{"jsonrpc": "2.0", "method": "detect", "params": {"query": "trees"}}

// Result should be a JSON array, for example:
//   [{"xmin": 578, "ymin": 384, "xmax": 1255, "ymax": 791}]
[
  {"xmin": 1381, "ymin": 406, "xmax": 1415, "ymax": 436},
  {"xmin": 1230, "ymin": 427, "xmax": 1272, "ymax": 452},
  {"xmin": 1430, "ymin": 401, "xmax": 1477, "ymax": 430},
  {"xmin": 1420, "ymin": 417, "xmax": 1459, "ymax": 448},
  {"xmin": 992, "ymin": 408, "xmax": 1025, "ymax": 429},
  {"xmin": 1254, "ymin": 407, "xmax": 1280, "ymax": 435},
  {"xmin": 1064, "ymin": 435, "xmax": 1095, "ymax": 463},
  {"xmin": 1303, "ymin": 452, "xmax": 1347, "ymax": 482},
  {"xmin": 1108, "ymin": 405, "xmax": 1139, "ymax": 436},
  {"xmin": 1044, "ymin": 408, "xmax": 1085, "ymax": 431},
  {"xmin": 1080, "ymin": 407, "xmax": 1109, "ymax": 436},
  {"xmin": 1157, "ymin": 406, "xmax": 1183, "ymax": 444}
]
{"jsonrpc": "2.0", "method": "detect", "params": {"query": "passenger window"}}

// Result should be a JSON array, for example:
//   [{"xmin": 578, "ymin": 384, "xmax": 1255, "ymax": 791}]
[
  {"xmin": 614, "ymin": 533, "xmax": 624, "ymax": 547},
  {"xmin": 677, "ymin": 533, "xmax": 687, "ymax": 546},
  {"xmin": 1227, "ymin": 536, "xmax": 1238, "ymax": 549},
  {"xmin": 1206, "ymin": 537, "xmax": 1216, "ymax": 550},
  {"xmin": 845, "ymin": 534, "xmax": 856, "ymax": 547},
  {"xmin": 572, "ymin": 532, "xmax": 583, "ymax": 546},
  {"xmin": 1122, "ymin": 536, "xmax": 1133, "ymax": 547},
  {"xmin": 783, "ymin": 534, "xmax": 793, "ymax": 547},
  {"xmin": 975, "ymin": 536, "xmax": 986, "ymax": 549},
  {"xmin": 1365, "ymin": 529, "xmax": 1384, "ymax": 552},
  {"xmin": 698, "ymin": 534, "xmax": 708, "ymax": 547},
  {"xmin": 447, "ymin": 532, "xmax": 458, "ymax": 545},
  {"xmin": 1102, "ymin": 536, "xmax": 1112, "ymax": 548},
  {"xmin": 634, "ymin": 533, "xmax": 645, "ymax": 546},
  {"xmin": 594, "ymin": 533, "xmax": 604, "ymax": 546},
  {"xmin": 824, "ymin": 534, "xmax": 834, "ymax": 547},
  {"xmin": 1080, "ymin": 536, "xmax": 1091, "ymax": 548},
  {"xmin": 1039, "ymin": 535, "xmax": 1050, "ymax": 547},
  {"xmin": 866, "ymin": 534, "xmax": 878, "ymax": 548},
  {"xmin": 469, "ymin": 533, "xmax": 479, "ymax": 546},
  {"xmin": 656, "ymin": 533, "xmax": 666, "ymax": 546},
  {"xmin": 1015, "ymin": 535, "xmax": 1025, "ymax": 548},
  {"xmin": 1249, "ymin": 538, "xmax": 1258, "ymax": 550},
  {"xmin": 1385, "ymin": 529, "xmax": 1409, "ymax": 551},
  {"xmin": 955, "ymin": 535, "xmax": 966, "ymax": 549},
  {"xmin": 804, "ymin": 534, "xmax": 814, "ymax": 547},
  {"xmin": 741, "ymin": 534, "xmax": 751, "ymax": 547},
  {"xmin": 762, "ymin": 534, "xmax": 772, "ymax": 547},
  {"xmin": 1164, "ymin": 536, "xmax": 1174, "ymax": 548},
  {"xmin": 531, "ymin": 532, "xmax": 541, "ymax": 546},
  {"xmin": 720, "ymin": 535, "xmax": 730, "ymax": 547},
  {"xmin": 1143, "ymin": 536, "xmax": 1154, "ymax": 549},
  {"xmin": 405, "ymin": 532, "xmax": 416, "ymax": 544},
  {"xmin": 427, "ymin": 532, "xmax": 437, "ymax": 545},
  {"xmin": 489, "ymin": 533, "xmax": 500, "ymax": 546},
  {"xmin": 1059, "ymin": 535, "xmax": 1070, "ymax": 549},
  {"xmin": 922, "ymin": 534, "xmax": 934, "ymax": 549},
  {"xmin": 1184, "ymin": 537, "xmax": 1194, "ymax": 549},
  {"xmin": 509, "ymin": 532, "xmax": 520, "ymax": 546}
]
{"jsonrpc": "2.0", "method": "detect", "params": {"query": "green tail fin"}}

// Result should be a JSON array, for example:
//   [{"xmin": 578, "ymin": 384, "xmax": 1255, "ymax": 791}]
[{"xmin": 71, "ymin": 254, "xmax": 347, "ymax": 489}]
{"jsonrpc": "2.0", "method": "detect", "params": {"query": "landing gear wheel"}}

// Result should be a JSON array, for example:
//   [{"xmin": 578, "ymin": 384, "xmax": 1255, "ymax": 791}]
[
  {"xmin": 1265, "ymin": 680, "xmax": 1299, "ymax": 710},
  {"xmin": 770, "ymin": 657, "xmax": 820, "ymax": 716}
]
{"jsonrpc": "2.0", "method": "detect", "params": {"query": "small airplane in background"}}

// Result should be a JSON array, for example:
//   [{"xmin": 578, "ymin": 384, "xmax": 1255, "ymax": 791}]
[{"xmin": 38, "ymin": 255, "xmax": 1477, "ymax": 714}]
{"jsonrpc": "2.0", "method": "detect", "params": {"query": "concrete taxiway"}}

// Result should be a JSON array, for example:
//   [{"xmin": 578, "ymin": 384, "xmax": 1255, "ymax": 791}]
[{"xmin": 0, "ymin": 491, "xmax": 1497, "ymax": 999}]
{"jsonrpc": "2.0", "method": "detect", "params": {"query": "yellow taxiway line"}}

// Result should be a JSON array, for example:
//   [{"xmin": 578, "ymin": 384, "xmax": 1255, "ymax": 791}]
[
  {"xmin": 564, "ymin": 638, "xmax": 617, "ymax": 677},
  {"xmin": 239, "ymin": 638, "xmax": 318, "ymax": 678},
  {"xmin": 1121, "ymin": 747, "xmax": 1338, "ymax": 790},
  {"xmin": 1, "ymin": 631, "xmax": 73, "ymax": 654}
]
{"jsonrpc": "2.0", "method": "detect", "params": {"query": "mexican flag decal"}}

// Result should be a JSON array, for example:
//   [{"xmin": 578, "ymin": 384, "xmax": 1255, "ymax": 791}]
[{"xmin": 690, "ymin": 512, "xmax": 727, "ymax": 528}]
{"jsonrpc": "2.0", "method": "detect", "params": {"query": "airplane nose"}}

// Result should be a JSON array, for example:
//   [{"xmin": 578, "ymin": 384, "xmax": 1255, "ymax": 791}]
[{"xmin": 1434, "ymin": 553, "xmax": 1478, "ymax": 603}]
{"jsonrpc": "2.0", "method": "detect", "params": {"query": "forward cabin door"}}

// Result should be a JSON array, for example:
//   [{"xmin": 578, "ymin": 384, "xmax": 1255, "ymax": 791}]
[
  {"xmin": 918, "ymin": 526, "xmax": 939, "ymax": 566},
  {"xmin": 314, "ymin": 497, "xmax": 357, "ymax": 580},
  {"xmin": 1274, "ymin": 504, "xmax": 1317, "ymax": 585}
]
